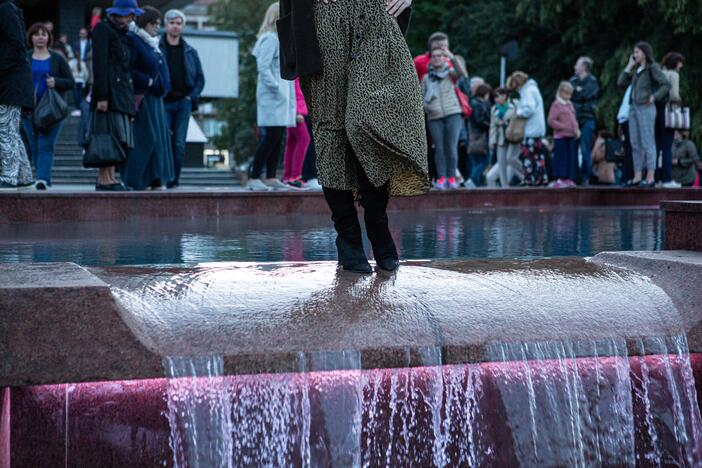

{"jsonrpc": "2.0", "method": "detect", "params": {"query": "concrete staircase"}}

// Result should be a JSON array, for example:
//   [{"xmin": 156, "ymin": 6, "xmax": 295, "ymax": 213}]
[{"xmin": 52, "ymin": 115, "xmax": 241, "ymax": 187}]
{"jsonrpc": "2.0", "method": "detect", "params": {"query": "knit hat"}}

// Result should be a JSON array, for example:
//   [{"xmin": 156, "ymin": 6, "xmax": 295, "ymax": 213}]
[
  {"xmin": 106, "ymin": 0, "xmax": 144, "ymax": 17},
  {"xmin": 164, "ymin": 9, "xmax": 186, "ymax": 23}
]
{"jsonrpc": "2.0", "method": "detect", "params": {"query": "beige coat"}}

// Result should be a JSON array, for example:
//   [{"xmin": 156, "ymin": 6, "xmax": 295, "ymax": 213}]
[{"xmin": 421, "ymin": 74, "xmax": 462, "ymax": 121}]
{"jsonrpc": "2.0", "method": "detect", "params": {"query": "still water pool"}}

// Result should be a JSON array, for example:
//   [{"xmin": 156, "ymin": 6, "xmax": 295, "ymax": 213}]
[{"xmin": 0, "ymin": 208, "xmax": 662, "ymax": 266}]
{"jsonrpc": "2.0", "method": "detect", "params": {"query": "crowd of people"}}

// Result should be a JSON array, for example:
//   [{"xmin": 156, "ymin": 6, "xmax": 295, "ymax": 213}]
[
  {"xmin": 0, "ymin": 0, "xmax": 204, "ymax": 191},
  {"xmin": 415, "ymin": 32, "xmax": 699, "ymax": 189}
]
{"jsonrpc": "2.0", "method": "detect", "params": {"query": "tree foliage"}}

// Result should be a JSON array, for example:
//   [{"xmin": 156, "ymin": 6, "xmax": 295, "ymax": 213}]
[{"xmin": 211, "ymin": 0, "xmax": 702, "ymax": 159}]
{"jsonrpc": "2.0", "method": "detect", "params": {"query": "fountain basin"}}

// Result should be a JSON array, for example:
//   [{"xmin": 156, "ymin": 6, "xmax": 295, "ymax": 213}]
[{"xmin": 2, "ymin": 251, "xmax": 701, "ymax": 387}]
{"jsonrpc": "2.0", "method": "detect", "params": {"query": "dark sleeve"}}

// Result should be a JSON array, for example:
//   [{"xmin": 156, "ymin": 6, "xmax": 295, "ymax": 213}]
[
  {"xmin": 617, "ymin": 70, "xmax": 632, "ymax": 88},
  {"xmin": 651, "ymin": 65, "xmax": 671, "ymax": 102},
  {"xmin": 189, "ymin": 50, "xmax": 205, "ymax": 102},
  {"xmin": 53, "ymin": 54, "xmax": 75, "ymax": 91},
  {"xmin": 91, "ymin": 23, "xmax": 109, "ymax": 102},
  {"xmin": 0, "ymin": 5, "xmax": 28, "ymax": 76},
  {"xmin": 128, "ymin": 39, "xmax": 153, "ymax": 92},
  {"xmin": 581, "ymin": 76, "xmax": 599, "ymax": 102}
]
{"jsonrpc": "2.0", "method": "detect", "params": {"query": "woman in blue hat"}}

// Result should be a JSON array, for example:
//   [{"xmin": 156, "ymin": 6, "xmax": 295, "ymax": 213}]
[{"xmin": 89, "ymin": 0, "xmax": 143, "ymax": 191}]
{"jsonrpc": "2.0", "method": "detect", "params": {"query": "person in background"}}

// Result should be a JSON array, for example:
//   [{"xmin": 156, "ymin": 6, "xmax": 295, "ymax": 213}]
[
  {"xmin": 160, "ymin": 8, "xmax": 205, "ymax": 189},
  {"xmin": 570, "ymin": 56, "xmax": 599, "ymax": 186},
  {"xmin": 671, "ymin": 130, "xmax": 698, "ymax": 187},
  {"xmin": 68, "ymin": 45, "xmax": 89, "ymax": 109},
  {"xmin": 467, "ymin": 83, "xmax": 492, "ymax": 187},
  {"xmin": 617, "ymin": 41, "xmax": 670, "ymax": 188},
  {"xmin": 0, "ymin": 0, "xmax": 35, "ymax": 190},
  {"xmin": 453, "ymin": 54, "xmax": 471, "ymax": 185},
  {"xmin": 282, "ymin": 78, "xmax": 311, "ymax": 188},
  {"xmin": 617, "ymin": 85, "xmax": 634, "ymax": 183},
  {"xmin": 422, "ymin": 46, "xmax": 465, "ymax": 190},
  {"xmin": 590, "ymin": 131, "xmax": 616, "ymax": 185},
  {"xmin": 487, "ymin": 87, "xmax": 522, "ymax": 187},
  {"xmin": 414, "ymin": 31, "xmax": 450, "ymax": 82},
  {"xmin": 123, "ymin": 5, "xmax": 174, "ymax": 191},
  {"xmin": 76, "ymin": 27, "xmax": 91, "ymax": 62},
  {"xmin": 658, "ymin": 51, "xmax": 685, "ymax": 188},
  {"xmin": 248, "ymin": 2, "xmax": 295, "ymax": 191},
  {"xmin": 91, "ymin": 0, "xmax": 140, "ymax": 191},
  {"xmin": 508, "ymin": 71, "xmax": 548, "ymax": 186},
  {"xmin": 22, "ymin": 22, "xmax": 74, "ymax": 190},
  {"xmin": 44, "ymin": 21, "xmax": 54, "ymax": 35},
  {"xmin": 90, "ymin": 7, "xmax": 103, "ymax": 31},
  {"xmin": 547, "ymin": 81, "xmax": 580, "ymax": 188},
  {"xmin": 57, "ymin": 33, "xmax": 75, "ymax": 60}
]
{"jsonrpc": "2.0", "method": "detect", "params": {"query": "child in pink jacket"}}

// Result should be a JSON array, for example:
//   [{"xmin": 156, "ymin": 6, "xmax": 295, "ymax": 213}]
[
  {"xmin": 283, "ymin": 79, "xmax": 311, "ymax": 187},
  {"xmin": 548, "ymin": 81, "xmax": 581, "ymax": 188}
]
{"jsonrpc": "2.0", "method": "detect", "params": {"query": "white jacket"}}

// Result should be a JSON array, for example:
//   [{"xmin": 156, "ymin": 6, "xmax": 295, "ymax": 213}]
[
  {"xmin": 253, "ymin": 32, "xmax": 296, "ymax": 128},
  {"xmin": 516, "ymin": 79, "xmax": 546, "ymax": 138}
]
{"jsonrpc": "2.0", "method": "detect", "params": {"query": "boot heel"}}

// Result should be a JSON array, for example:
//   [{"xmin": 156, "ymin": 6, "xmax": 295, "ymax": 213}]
[{"xmin": 336, "ymin": 237, "xmax": 372, "ymax": 274}]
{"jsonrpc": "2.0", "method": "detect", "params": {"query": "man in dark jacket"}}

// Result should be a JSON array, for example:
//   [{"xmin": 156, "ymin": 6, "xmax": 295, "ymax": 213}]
[
  {"xmin": 570, "ymin": 56, "xmax": 599, "ymax": 185},
  {"xmin": 160, "ymin": 9, "xmax": 205, "ymax": 188},
  {"xmin": 0, "ymin": 0, "xmax": 35, "ymax": 190}
]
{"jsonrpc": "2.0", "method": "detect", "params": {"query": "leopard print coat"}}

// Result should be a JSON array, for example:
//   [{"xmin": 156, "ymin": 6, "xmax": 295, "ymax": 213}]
[{"xmin": 299, "ymin": 0, "xmax": 430, "ymax": 197}]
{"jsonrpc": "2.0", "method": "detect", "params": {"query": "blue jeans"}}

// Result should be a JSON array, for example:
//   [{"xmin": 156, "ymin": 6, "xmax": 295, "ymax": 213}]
[
  {"xmin": 164, "ymin": 98, "xmax": 191, "ymax": 186},
  {"xmin": 578, "ymin": 118, "xmax": 595, "ymax": 183},
  {"xmin": 469, "ymin": 153, "xmax": 489, "ymax": 186},
  {"xmin": 21, "ymin": 117, "xmax": 62, "ymax": 185}
]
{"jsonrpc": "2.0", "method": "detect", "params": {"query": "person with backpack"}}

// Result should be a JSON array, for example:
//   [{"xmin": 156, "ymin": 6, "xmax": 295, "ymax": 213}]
[
  {"xmin": 617, "ymin": 42, "xmax": 671, "ymax": 188},
  {"xmin": 422, "ymin": 46, "xmax": 466, "ymax": 190}
]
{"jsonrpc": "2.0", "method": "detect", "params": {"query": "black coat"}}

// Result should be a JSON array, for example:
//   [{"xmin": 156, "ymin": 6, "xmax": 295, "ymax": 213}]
[
  {"xmin": 278, "ymin": 0, "xmax": 411, "ymax": 80},
  {"xmin": 91, "ymin": 18, "xmax": 135, "ymax": 116},
  {"xmin": 569, "ymin": 74, "xmax": 599, "ymax": 123},
  {"xmin": 26, "ymin": 50, "xmax": 75, "ymax": 98},
  {"xmin": 0, "ymin": 0, "xmax": 34, "ymax": 110}
]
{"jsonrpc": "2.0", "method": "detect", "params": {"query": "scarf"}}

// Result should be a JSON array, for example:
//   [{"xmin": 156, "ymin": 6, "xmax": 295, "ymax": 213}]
[
  {"xmin": 424, "ymin": 64, "xmax": 451, "ymax": 104},
  {"xmin": 134, "ymin": 25, "xmax": 162, "ymax": 53},
  {"xmin": 495, "ymin": 102, "xmax": 510, "ymax": 120}
]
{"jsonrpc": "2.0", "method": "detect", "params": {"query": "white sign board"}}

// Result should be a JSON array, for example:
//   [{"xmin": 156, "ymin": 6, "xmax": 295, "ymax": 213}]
[{"xmin": 183, "ymin": 30, "xmax": 239, "ymax": 99}]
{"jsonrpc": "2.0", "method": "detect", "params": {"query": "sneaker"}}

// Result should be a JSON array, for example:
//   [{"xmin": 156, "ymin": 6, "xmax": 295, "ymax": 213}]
[
  {"xmin": 286, "ymin": 178, "xmax": 304, "ymax": 189},
  {"xmin": 0, "ymin": 182, "xmax": 18, "ymax": 191},
  {"xmin": 462, "ymin": 179, "xmax": 477, "ymax": 189},
  {"xmin": 548, "ymin": 179, "xmax": 567, "ymax": 188},
  {"xmin": 34, "ymin": 180, "xmax": 48, "ymax": 190},
  {"xmin": 70, "ymin": 109, "xmax": 81, "ymax": 117},
  {"xmin": 661, "ymin": 181, "xmax": 682, "ymax": 189},
  {"xmin": 433, "ymin": 178, "xmax": 447, "ymax": 190},
  {"xmin": 264, "ymin": 178, "xmax": 290, "ymax": 190},
  {"xmin": 302, "ymin": 178, "xmax": 322, "ymax": 191},
  {"xmin": 247, "ymin": 178, "xmax": 272, "ymax": 192},
  {"xmin": 447, "ymin": 177, "xmax": 459, "ymax": 190}
]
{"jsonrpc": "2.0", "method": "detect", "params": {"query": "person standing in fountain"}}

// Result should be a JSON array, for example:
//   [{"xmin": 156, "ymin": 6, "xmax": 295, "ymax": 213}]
[
  {"xmin": 278, "ymin": 0, "xmax": 430, "ymax": 274},
  {"xmin": 0, "ymin": 0, "xmax": 35, "ymax": 191},
  {"xmin": 123, "ymin": 6, "xmax": 175, "ymax": 190}
]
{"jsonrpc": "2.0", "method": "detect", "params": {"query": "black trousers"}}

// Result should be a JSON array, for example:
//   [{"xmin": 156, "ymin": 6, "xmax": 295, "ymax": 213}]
[
  {"xmin": 250, "ymin": 126, "xmax": 285, "ymax": 179},
  {"xmin": 301, "ymin": 116, "xmax": 318, "ymax": 181}
]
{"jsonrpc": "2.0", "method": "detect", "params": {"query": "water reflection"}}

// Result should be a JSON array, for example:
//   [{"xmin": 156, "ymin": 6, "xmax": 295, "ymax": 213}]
[{"xmin": 0, "ymin": 208, "xmax": 662, "ymax": 266}]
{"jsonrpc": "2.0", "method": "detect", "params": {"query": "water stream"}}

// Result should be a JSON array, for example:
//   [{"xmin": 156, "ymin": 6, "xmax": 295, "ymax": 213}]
[{"xmin": 160, "ymin": 338, "xmax": 702, "ymax": 467}]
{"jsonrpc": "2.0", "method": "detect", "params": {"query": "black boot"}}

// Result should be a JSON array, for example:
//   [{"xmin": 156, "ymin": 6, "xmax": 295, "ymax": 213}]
[
  {"xmin": 359, "ymin": 183, "xmax": 400, "ymax": 272},
  {"xmin": 323, "ymin": 187, "xmax": 372, "ymax": 274}
]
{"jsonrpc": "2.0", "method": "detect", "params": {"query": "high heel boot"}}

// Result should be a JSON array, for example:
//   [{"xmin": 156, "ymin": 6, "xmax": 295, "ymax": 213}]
[
  {"xmin": 358, "ymin": 183, "xmax": 400, "ymax": 272},
  {"xmin": 323, "ymin": 187, "xmax": 373, "ymax": 274}
]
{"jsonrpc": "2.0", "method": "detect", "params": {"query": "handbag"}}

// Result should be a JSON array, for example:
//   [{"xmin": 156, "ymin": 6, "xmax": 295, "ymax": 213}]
[
  {"xmin": 32, "ymin": 88, "xmax": 68, "ymax": 133},
  {"xmin": 604, "ymin": 138, "xmax": 626, "ymax": 163},
  {"xmin": 450, "ymin": 76, "xmax": 472, "ymax": 119},
  {"xmin": 82, "ymin": 112, "xmax": 127, "ymax": 168},
  {"xmin": 467, "ymin": 132, "xmax": 487, "ymax": 155},
  {"xmin": 505, "ymin": 116, "xmax": 526, "ymax": 144},
  {"xmin": 665, "ymin": 104, "xmax": 690, "ymax": 130}
]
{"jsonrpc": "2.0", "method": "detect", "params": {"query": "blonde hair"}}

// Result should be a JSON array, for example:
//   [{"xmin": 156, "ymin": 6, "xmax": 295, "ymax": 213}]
[
  {"xmin": 258, "ymin": 2, "xmax": 280, "ymax": 37},
  {"xmin": 557, "ymin": 81, "xmax": 574, "ymax": 98},
  {"xmin": 507, "ymin": 71, "xmax": 529, "ymax": 91}
]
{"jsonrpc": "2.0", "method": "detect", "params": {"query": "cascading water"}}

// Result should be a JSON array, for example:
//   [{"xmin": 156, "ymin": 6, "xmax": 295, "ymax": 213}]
[{"xmin": 158, "ymin": 337, "xmax": 701, "ymax": 468}]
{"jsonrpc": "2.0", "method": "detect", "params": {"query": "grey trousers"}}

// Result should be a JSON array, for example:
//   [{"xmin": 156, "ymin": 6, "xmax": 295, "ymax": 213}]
[
  {"xmin": 487, "ymin": 143, "xmax": 524, "ymax": 187},
  {"xmin": 629, "ymin": 104, "xmax": 657, "ymax": 173},
  {"xmin": 0, "ymin": 105, "xmax": 33, "ymax": 186},
  {"xmin": 428, "ymin": 114, "xmax": 463, "ymax": 179}
]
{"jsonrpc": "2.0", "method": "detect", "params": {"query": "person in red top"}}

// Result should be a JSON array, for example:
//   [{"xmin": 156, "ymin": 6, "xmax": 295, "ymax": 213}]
[
  {"xmin": 90, "ymin": 7, "xmax": 103, "ymax": 30},
  {"xmin": 548, "ymin": 81, "xmax": 581, "ymax": 188},
  {"xmin": 414, "ymin": 31, "xmax": 451, "ymax": 81},
  {"xmin": 283, "ymin": 78, "xmax": 311, "ymax": 187}
]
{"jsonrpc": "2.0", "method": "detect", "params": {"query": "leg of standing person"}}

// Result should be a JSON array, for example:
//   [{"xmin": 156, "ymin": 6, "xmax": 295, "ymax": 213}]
[
  {"xmin": 641, "ymin": 104, "xmax": 658, "ymax": 182},
  {"xmin": 552, "ymin": 138, "xmax": 567, "ymax": 181},
  {"xmin": 0, "ymin": 105, "xmax": 33, "ymax": 187},
  {"xmin": 621, "ymin": 122, "xmax": 634, "ymax": 183},
  {"xmin": 283, "ymin": 126, "xmax": 297, "ymax": 181},
  {"xmin": 444, "ymin": 114, "xmax": 462, "ymax": 184},
  {"xmin": 628, "ymin": 107, "xmax": 644, "ymax": 179},
  {"xmin": 660, "ymin": 127, "xmax": 675, "ymax": 183},
  {"xmin": 250, "ymin": 127, "xmax": 282, "ymax": 180},
  {"xmin": 496, "ymin": 144, "xmax": 508, "ymax": 187},
  {"xmin": 166, "ymin": 98, "xmax": 191, "ymax": 188},
  {"xmin": 20, "ymin": 117, "xmax": 38, "ymax": 168},
  {"xmin": 428, "ymin": 118, "xmax": 447, "ymax": 182},
  {"xmin": 291, "ymin": 119, "xmax": 311, "ymax": 180},
  {"xmin": 35, "ymin": 122, "xmax": 62, "ymax": 186},
  {"xmin": 578, "ymin": 118, "xmax": 595, "ymax": 185},
  {"xmin": 265, "ymin": 127, "xmax": 285, "ymax": 180},
  {"xmin": 470, "ymin": 151, "xmax": 488, "ymax": 187},
  {"xmin": 505, "ymin": 143, "xmax": 524, "ymax": 185},
  {"xmin": 301, "ymin": 116, "xmax": 318, "ymax": 182}
]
